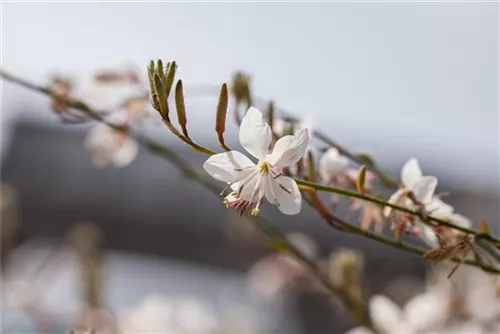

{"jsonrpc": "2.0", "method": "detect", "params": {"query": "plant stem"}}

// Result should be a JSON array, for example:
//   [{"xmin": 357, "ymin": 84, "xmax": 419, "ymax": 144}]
[{"xmin": 294, "ymin": 179, "xmax": 500, "ymax": 246}]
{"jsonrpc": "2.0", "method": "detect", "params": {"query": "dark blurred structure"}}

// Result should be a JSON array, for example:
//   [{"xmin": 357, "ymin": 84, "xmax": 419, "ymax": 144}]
[{"xmin": 2, "ymin": 119, "xmax": 498, "ymax": 333}]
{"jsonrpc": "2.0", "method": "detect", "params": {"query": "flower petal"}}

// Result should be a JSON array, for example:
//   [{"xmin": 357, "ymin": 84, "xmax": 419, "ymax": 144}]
[
  {"xmin": 463, "ymin": 268, "xmax": 500, "ymax": 322},
  {"xmin": 404, "ymin": 292, "xmax": 447, "ymax": 332},
  {"xmin": 264, "ymin": 175, "xmax": 302, "ymax": 215},
  {"xmin": 450, "ymin": 214, "xmax": 472, "ymax": 228},
  {"xmin": 239, "ymin": 173, "xmax": 263, "ymax": 202},
  {"xmin": 369, "ymin": 295, "xmax": 403, "ymax": 333},
  {"xmin": 239, "ymin": 107, "xmax": 272, "ymax": 160},
  {"xmin": 401, "ymin": 158, "xmax": 422, "ymax": 188},
  {"xmin": 425, "ymin": 197, "xmax": 454, "ymax": 218},
  {"xmin": 267, "ymin": 128, "xmax": 309, "ymax": 168},
  {"xmin": 113, "ymin": 138, "xmax": 139, "ymax": 167},
  {"xmin": 344, "ymin": 327, "xmax": 373, "ymax": 334},
  {"xmin": 319, "ymin": 148, "xmax": 349, "ymax": 182},
  {"xmin": 412, "ymin": 176, "xmax": 437, "ymax": 204},
  {"xmin": 418, "ymin": 223, "xmax": 438, "ymax": 247},
  {"xmin": 203, "ymin": 151, "xmax": 256, "ymax": 183},
  {"xmin": 383, "ymin": 188, "xmax": 407, "ymax": 218}
]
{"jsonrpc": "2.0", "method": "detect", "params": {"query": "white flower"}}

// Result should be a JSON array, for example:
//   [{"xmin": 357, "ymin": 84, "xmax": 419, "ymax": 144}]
[
  {"xmin": 425, "ymin": 197, "xmax": 454, "ymax": 218},
  {"xmin": 84, "ymin": 111, "xmax": 139, "ymax": 168},
  {"xmin": 460, "ymin": 268, "xmax": 500, "ymax": 322},
  {"xmin": 118, "ymin": 296, "xmax": 173, "ymax": 333},
  {"xmin": 426, "ymin": 266, "xmax": 500, "ymax": 331},
  {"xmin": 319, "ymin": 148, "xmax": 350, "ymax": 183},
  {"xmin": 118, "ymin": 295, "xmax": 218, "ymax": 334},
  {"xmin": 347, "ymin": 293, "xmax": 448, "ymax": 334},
  {"xmin": 203, "ymin": 107, "xmax": 308, "ymax": 215},
  {"xmin": 420, "ymin": 213, "xmax": 472, "ymax": 247},
  {"xmin": 384, "ymin": 158, "xmax": 441, "ymax": 218},
  {"xmin": 246, "ymin": 233, "xmax": 320, "ymax": 301},
  {"xmin": 75, "ymin": 67, "xmax": 144, "ymax": 113}
]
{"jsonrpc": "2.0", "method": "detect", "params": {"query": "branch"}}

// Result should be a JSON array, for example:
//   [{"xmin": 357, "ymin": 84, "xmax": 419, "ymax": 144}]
[
  {"xmin": 305, "ymin": 194, "xmax": 500, "ymax": 275},
  {"xmin": 295, "ymin": 179, "xmax": 500, "ymax": 246}
]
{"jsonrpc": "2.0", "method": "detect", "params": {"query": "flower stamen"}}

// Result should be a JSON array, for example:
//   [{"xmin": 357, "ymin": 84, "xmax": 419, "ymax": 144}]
[{"xmin": 279, "ymin": 183, "xmax": 291, "ymax": 194}]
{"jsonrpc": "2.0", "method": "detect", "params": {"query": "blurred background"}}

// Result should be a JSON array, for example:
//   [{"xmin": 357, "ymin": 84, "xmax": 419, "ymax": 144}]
[{"xmin": 1, "ymin": 2, "xmax": 499, "ymax": 333}]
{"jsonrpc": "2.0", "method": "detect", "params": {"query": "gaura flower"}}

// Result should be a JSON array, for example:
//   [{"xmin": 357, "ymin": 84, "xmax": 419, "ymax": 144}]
[
  {"xmin": 246, "ymin": 233, "xmax": 320, "ymax": 301},
  {"xmin": 203, "ymin": 107, "xmax": 308, "ymax": 215},
  {"xmin": 319, "ymin": 148, "xmax": 350, "ymax": 184},
  {"xmin": 420, "ymin": 213, "xmax": 472, "ymax": 248},
  {"xmin": 85, "ymin": 111, "xmax": 139, "ymax": 168},
  {"xmin": 75, "ymin": 67, "xmax": 145, "ymax": 113},
  {"xmin": 346, "ymin": 293, "xmax": 448, "ymax": 334},
  {"xmin": 118, "ymin": 295, "xmax": 218, "ymax": 334},
  {"xmin": 383, "ymin": 158, "xmax": 443, "ymax": 218}
]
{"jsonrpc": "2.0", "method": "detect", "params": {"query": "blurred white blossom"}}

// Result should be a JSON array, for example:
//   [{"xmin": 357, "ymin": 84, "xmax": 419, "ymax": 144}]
[
  {"xmin": 246, "ymin": 233, "xmax": 321, "ymax": 301},
  {"xmin": 384, "ymin": 158, "xmax": 440, "ymax": 218},
  {"xmin": 84, "ymin": 111, "xmax": 139, "ymax": 168},
  {"xmin": 319, "ymin": 148, "xmax": 350, "ymax": 184},
  {"xmin": 347, "ymin": 293, "xmax": 448, "ymax": 334},
  {"xmin": 74, "ymin": 67, "xmax": 145, "ymax": 113},
  {"xmin": 118, "ymin": 295, "xmax": 219, "ymax": 334}
]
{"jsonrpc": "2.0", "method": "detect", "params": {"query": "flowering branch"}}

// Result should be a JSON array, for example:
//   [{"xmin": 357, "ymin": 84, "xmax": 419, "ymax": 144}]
[
  {"xmin": 0, "ymin": 69, "xmax": 376, "ymax": 330},
  {"xmin": 174, "ymin": 76, "xmax": 500, "ymax": 254},
  {"xmin": 2, "ymin": 69, "xmax": 499, "ymax": 278},
  {"xmin": 295, "ymin": 179, "xmax": 500, "ymax": 246}
]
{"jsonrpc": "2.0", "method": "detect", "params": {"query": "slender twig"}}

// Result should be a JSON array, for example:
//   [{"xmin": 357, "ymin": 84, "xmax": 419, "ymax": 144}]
[
  {"xmin": 0, "ymin": 70, "xmax": 375, "ymax": 330},
  {"xmin": 306, "ymin": 195, "xmax": 500, "ymax": 275},
  {"xmin": 295, "ymin": 179, "xmax": 500, "ymax": 246}
]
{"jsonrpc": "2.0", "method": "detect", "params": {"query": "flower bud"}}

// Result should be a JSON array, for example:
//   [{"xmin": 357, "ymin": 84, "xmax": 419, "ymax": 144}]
[
  {"xmin": 356, "ymin": 165, "xmax": 367, "ymax": 194},
  {"xmin": 230, "ymin": 72, "xmax": 252, "ymax": 108},
  {"xmin": 215, "ymin": 83, "xmax": 230, "ymax": 151},
  {"xmin": 148, "ymin": 60, "xmax": 176, "ymax": 119},
  {"xmin": 175, "ymin": 80, "xmax": 189, "ymax": 138},
  {"xmin": 329, "ymin": 248, "xmax": 364, "ymax": 287}
]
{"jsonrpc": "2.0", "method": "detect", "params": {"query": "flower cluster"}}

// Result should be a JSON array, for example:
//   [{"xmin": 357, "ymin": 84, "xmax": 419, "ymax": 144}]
[
  {"xmin": 347, "ymin": 267, "xmax": 500, "ymax": 334},
  {"xmin": 384, "ymin": 158, "xmax": 473, "ymax": 247},
  {"xmin": 48, "ymin": 66, "xmax": 154, "ymax": 168}
]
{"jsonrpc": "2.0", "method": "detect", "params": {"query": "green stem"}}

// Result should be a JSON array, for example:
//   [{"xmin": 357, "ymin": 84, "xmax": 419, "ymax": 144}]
[
  {"xmin": 322, "ymin": 208, "xmax": 500, "ymax": 275},
  {"xmin": 295, "ymin": 179, "xmax": 500, "ymax": 246}
]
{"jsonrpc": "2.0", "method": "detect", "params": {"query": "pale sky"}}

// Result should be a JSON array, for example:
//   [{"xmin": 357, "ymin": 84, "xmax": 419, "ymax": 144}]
[{"xmin": 2, "ymin": 1, "xmax": 498, "ymax": 190}]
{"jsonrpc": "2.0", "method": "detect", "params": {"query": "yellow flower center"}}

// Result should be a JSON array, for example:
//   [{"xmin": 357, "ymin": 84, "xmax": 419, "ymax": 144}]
[{"xmin": 258, "ymin": 161, "xmax": 270, "ymax": 174}]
